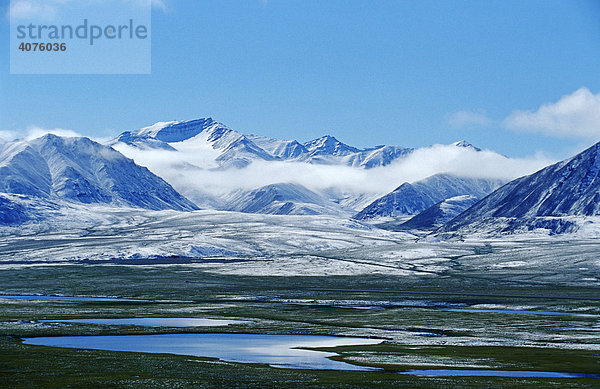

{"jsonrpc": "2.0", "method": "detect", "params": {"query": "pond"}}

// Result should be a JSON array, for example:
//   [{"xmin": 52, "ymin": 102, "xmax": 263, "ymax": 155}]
[{"xmin": 22, "ymin": 333, "xmax": 382, "ymax": 371}]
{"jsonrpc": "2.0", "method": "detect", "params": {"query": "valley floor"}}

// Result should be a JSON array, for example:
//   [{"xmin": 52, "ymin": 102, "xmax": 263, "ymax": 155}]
[{"xmin": 0, "ymin": 210, "xmax": 599, "ymax": 387}]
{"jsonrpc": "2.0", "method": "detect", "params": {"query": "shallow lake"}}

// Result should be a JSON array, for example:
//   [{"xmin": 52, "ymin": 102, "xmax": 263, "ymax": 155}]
[
  {"xmin": 399, "ymin": 369, "xmax": 600, "ymax": 378},
  {"xmin": 40, "ymin": 318, "xmax": 252, "ymax": 327},
  {"xmin": 23, "ymin": 333, "xmax": 382, "ymax": 370}
]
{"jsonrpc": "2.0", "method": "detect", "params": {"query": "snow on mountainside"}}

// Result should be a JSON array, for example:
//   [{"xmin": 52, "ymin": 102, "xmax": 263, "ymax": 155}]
[
  {"xmin": 0, "ymin": 134, "xmax": 197, "ymax": 212},
  {"xmin": 320, "ymin": 188, "xmax": 380, "ymax": 211},
  {"xmin": 135, "ymin": 118, "xmax": 214, "ymax": 143},
  {"xmin": 351, "ymin": 145, "xmax": 413, "ymax": 169},
  {"xmin": 247, "ymin": 135, "xmax": 309, "ymax": 159},
  {"xmin": 108, "ymin": 118, "xmax": 421, "ymax": 214},
  {"xmin": 304, "ymin": 135, "xmax": 361, "ymax": 157},
  {"xmin": 248, "ymin": 134, "xmax": 413, "ymax": 168},
  {"xmin": 452, "ymin": 140, "xmax": 481, "ymax": 152},
  {"xmin": 354, "ymin": 174, "xmax": 504, "ymax": 220},
  {"xmin": 112, "ymin": 118, "xmax": 414, "ymax": 169},
  {"xmin": 226, "ymin": 183, "xmax": 352, "ymax": 216},
  {"xmin": 300, "ymin": 135, "xmax": 414, "ymax": 168},
  {"xmin": 109, "ymin": 117, "xmax": 528, "ymax": 217},
  {"xmin": 393, "ymin": 195, "xmax": 479, "ymax": 231},
  {"xmin": 0, "ymin": 193, "xmax": 64, "ymax": 227},
  {"xmin": 0, "ymin": 194, "xmax": 32, "ymax": 225},
  {"xmin": 114, "ymin": 118, "xmax": 277, "ymax": 168},
  {"xmin": 442, "ymin": 141, "xmax": 600, "ymax": 235}
]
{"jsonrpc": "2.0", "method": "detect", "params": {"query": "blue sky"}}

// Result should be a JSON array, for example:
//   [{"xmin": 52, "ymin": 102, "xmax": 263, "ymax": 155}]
[{"xmin": 2, "ymin": 0, "xmax": 600, "ymax": 158}]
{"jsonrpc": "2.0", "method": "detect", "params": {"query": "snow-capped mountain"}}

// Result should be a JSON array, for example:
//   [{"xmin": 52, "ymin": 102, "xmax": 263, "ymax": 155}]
[
  {"xmin": 111, "ymin": 118, "xmax": 414, "ymax": 169},
  {"xmin": 301, "ymin": 137, "xmax": 413, "ymax": 168},
  {"xmin": 443, "ymin": 141, "xmax": 600, "ymax": 235},
  {"xmin": 225, "ymin": 183, "xmax": 352, "ymax": 216},
  {"xmin": 108, "ymin": 118, "xmax": 423, "ymax": 213},
  {"xmin": 349, "ymin": 145, "xmax": 413, "ymax": 169},
  {"xmin": 108, "ymin": 117, "xmax": 524, "ymax": 217},
  {"xmin": 0, "ymin": 134, "xmax": 197, "ymax": 211},
  {"xmin": 354, "ymin": 174, "xmax": 505, "ymax": 220},
  {"xmin": 114, "ymin": 118, "xmax": 277, "ymax": 169},
  {"xmin": 1, "ymin": 117, "xmax": 580, "ymax": 239},
  {"xmin": 248, "ymin": 133, "xmax": 413, "ymax": 168},
  {"xmin": 298, "ymin": 135, "xmax": 414, "ymax": 168},
  {"xmin": 304, "ymin": 135, "xmax": 361, "ymax": 157},
  {"xmin": 136, "ymin": 119, "xmax": 213, "ymax": 142},
  {"xmin": 246, "ymin": 135, "xmax": 309, "ymax": 159},
  {"xmin": 452, "ymin": 140, "xmax": 481, "ymax": 152},
  {"xmin": 394, "ymin": 195, "xmax": 479, "ymax": 230}
]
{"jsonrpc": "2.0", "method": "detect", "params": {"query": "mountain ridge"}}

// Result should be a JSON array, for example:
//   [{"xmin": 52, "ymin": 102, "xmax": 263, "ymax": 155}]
[
  {"xmin": 111, "ymin": 118, "xmax": 420, "ymax": 169},
  {"xmin": 0, "ymin": 134, "xmax": 198, "ymax": 211},
  {"xmin": 226, "ymin": 182, "xmax": 352, "ymax": 216},
  {"xmin": 442, "ymin": 141, "xmax": 600, "ymax": 234},
  {"xmin": 354, "ymin": 174, "xmax": 505, "ymax": 220}
]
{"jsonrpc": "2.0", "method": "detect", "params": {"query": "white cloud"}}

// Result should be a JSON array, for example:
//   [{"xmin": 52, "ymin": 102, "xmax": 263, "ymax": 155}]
[
  {"xmin": 0, "ymin": 131, "xmax": 19, "ymax": 142},
  {"xmin": 24, "ymin": 126, "xmax": 83, "ymax": 140},
  {"xmin": 448, "ymin": 110, "xmax": 491, "ymax": 128},
  {"xmin": 504, "ymin": 87, "xmax": 600, "ymax": 139},
  {"xmin": 0, "ymin": 126, "xmax": 98, "ymax": 143},
  {"xmin": 114, "ymin": 142, "xmax": 555, "ymax": 204}
]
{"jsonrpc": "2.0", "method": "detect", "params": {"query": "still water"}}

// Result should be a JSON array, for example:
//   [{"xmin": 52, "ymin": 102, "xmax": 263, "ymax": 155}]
[{"xmin": 23, "ymin": 333, "xmax": 382, "ymax": 370}]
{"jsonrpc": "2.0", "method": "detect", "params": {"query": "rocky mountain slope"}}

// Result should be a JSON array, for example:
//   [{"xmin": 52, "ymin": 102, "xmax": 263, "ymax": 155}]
[
  {"xmin": 0, "ymin": 134, "xmax": 197, "ymax": 211},
  {"xmin": 354, "ymin": 174, "xmax": 504, "ymax": 220},
  {"xmin": 443, "ymin": 141, "xmax": 600, "ymax": 234}
]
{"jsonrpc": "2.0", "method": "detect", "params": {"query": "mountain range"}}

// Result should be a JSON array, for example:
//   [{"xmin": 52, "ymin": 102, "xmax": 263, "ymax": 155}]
[
  {"xmin": 110, "ymin": 118, "xmax": 503, "ymax": 216},
  {"xmin": 1, "ymin": 117, "xmax": 599, "ymax": 237},
  {"xmin": 112, "ymin": 118, "xmax": 414, "ymax": 169}
]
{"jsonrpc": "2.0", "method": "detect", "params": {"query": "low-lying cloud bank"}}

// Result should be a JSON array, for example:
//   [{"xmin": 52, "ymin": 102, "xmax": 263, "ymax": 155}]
[
  {"xmin": 114, "ymin": 143, "xmax": 556, "ymax": 200},
  {"xmin": 2, "ymin": 125, "xmax": 558, "ymax": 204}
]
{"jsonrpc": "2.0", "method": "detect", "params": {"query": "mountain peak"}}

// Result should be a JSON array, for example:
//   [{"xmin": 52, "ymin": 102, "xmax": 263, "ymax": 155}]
[
  {"xmin": 304, "ymin": 135, "xmax": 360, "ymax": 156},
  {"xmin": 308, "ymin": 135, "xmax": 340, "ymax": 145},
  {"xmin": 135, "ymin": 118, "xmax": 217, "ymax": 143},
  {"xmin": 38, "ymin": 133, "xmax": 60, "ymax": 140},
  {"xmin": 319, "ymin": 134, "xmax": 337, "ymax": 141},
  {"xmin": 452, "ymin": 140, "xmax": 481, "ymax": 151}
]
